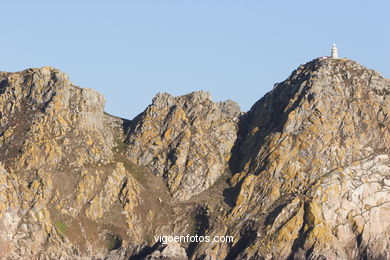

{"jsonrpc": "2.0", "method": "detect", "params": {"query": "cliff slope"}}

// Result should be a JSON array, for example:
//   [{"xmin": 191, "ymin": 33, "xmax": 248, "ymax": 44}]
[
  {"xmin": 0, "ymin": 58, "xmax": 389, "ymax": 259},
  {"xmin": 197, "ymin": 58, "xmax": 390, "ymax": 259}
]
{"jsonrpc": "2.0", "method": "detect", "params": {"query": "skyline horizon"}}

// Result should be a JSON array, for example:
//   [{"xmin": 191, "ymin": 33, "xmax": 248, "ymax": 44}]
[
  {"xmin": 3, "ymin": 53, "xmax": 384, "ymax": 121},
  {"xmin": 1, "ymin": 1, "xmax": 389, "ymax": 118}
]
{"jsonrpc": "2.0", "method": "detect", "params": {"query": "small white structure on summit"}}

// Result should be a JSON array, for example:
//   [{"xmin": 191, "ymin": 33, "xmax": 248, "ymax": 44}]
[{"xmin": 331, "ymin": 43, "xmax": 338, "ymax": 58}]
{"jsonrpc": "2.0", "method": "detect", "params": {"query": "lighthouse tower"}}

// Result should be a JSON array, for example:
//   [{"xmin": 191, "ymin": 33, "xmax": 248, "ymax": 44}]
[{"xmin": 331, "ymin": 43, "xmax": 338, "ymax": 58}]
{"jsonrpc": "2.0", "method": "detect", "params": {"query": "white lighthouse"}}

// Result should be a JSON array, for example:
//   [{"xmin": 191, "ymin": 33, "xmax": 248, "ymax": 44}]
[{"xmin": 331, "ymin": 43, "xmax": 338, "ymax": 58}]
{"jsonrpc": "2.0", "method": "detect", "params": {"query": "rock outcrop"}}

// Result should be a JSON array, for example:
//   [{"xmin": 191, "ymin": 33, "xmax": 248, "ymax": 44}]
[
  {"xmin": 0, "ymin": 68, "xmax": 158, "ymax": 258},
  {"xmin": 125, "ymin": 91, "xmax": 240, "ymax": 200},
  {"xmin": 0, "ymin": 58, "xmax": 389, "ymax": 259},
  {"xmin": 196, "ymin": 58, "xmax": 390, "ymax": 259},
  {"xmin": 0, "ymin": 67, "xmax": 114, "ymax": 170},
  {"xmin": 145, "ymin": 242, "xmax": 188, "ymax": 260}
]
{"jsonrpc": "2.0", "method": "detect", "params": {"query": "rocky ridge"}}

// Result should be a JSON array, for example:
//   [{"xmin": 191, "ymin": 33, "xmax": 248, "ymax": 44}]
[
  {"xmin": 126, "ymin": 91, "xmax": 241, "ymax": 200},
  {"xmin": 0, "ymin": 58, "xmax": 388, "ymax": 259},
  {"xmin": 199, "ymin": 58, "xmax": 390, "ymax": 259}
]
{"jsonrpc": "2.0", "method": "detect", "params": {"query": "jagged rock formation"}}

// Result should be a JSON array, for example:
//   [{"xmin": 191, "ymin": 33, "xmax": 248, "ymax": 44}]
[
  {"xmin": 0, "ymin": 68, "xmax": 167, "ymax": 259},
  {"xmin": 126, "ymin": 91, "xmax": 241, "ymax": 200},
  {"xmin": 0, "ymin": 67, "xmax": 113, "ymax": 170},
  {"xmin": 195, "ymin": 58, "xmax": 390, "ymax": 259},
  {"xmin": 0, "ymin": 58, "xmax": 388, "ymax": 259}
]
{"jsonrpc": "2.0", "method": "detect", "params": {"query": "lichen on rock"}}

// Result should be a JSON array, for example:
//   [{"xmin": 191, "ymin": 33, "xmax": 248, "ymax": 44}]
[
  {"xmin": 125, "ymin": 91, "xmax": 241, "ymax": 201},
  {"xmin": 0, "ymin": 58, "xmax": 389, "ymax": 259}
]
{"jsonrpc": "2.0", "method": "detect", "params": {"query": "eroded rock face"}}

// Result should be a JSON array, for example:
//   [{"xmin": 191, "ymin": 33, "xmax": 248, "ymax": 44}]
[
  {"xmin": 197, "ymin": 58, "xmax": 390, "ymax": 259},
  {"xmin": 0, "ymin": 67, "xmax": 113, "ymax": 170},
  {"xmin": 125, "ymin": 91, "xmax": 241, "ymax": 200},
  {"xmin": 0, "ymin": 58, "xmax": 389, "ymax": 259},
  {"xmin": 0, "ymin": 68, "xmax": 146, "ymax": 259},
  {"xmin": 145, "ymin": 241, "xmax": 188, "ymax": 260}
]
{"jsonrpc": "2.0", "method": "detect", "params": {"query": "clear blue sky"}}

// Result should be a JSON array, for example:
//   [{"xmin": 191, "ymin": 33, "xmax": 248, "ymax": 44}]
[{"xmin": 2, "ymin": 1, "xmax": 389, "ymax": 119}]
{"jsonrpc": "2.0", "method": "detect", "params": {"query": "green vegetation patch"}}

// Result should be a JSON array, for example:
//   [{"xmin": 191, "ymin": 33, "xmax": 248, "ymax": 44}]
[
  {"xmin": 115, "ymin": 155, "xmax": 148, "ymax": 184},
  {"xmin": 54, "ymin": 221, "xmax": 68, "ymax": 234},
  {"xmin": 114, "ymin": 137, "xmax": 128, "ymax": 153}
]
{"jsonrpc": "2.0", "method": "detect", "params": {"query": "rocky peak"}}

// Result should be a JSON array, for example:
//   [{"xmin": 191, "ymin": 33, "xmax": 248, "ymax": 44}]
[
  {"xmin": 0, "ymin": 68, "xmax": 144, "ymax": 259},
  {"xmin": 216, "ymin": 58, "xmax": 390, "ymax": 259},
  {"xmin": 0, "ymin": 59, "xmax": 389, "ymax": 259},
  {"xmin": 126, "ymin": 91, "xmax": 241, "ymax": 200},
  {"xmin": 0, "ymin": 66, "xmax": 113, "ymax": 170}
]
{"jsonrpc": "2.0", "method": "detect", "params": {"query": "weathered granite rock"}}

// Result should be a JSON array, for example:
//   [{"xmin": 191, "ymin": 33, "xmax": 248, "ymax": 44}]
[
  {"xmin": 125, "ymin": 91, "xmax": 241, "ymax": 200},
  {"xmin": 0, "ymin": 58, "xmax": 389, "ymax": 259},
  {"xmin": 0, "ymin": 67, "xmax": 114, "ymax": 171},
  {"xmin": 196, "ymin": 58, "xmax": 390, "ymax": 259},
  {"xmin": 0, "ymin": 68, "xmax": 145, "ymax": 259},
  {"xmin": 145, "ymin": 242, "xmax": 188, "ymax": 260}
]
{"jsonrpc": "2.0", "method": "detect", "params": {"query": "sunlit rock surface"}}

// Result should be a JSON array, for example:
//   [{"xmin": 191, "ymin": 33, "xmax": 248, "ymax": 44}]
[{"xmin": 0, "ymin": 58, "xmax": 388, "ymax": 259}]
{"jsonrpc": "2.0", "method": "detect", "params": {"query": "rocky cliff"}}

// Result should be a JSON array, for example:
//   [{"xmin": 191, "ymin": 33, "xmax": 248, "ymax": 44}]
[
  {"xmin": 125, "ymin": 91, "xmax": 240, "ymax": 201},
  {"xmin": 0, "ymin": 58, "xmax": 388, "ymax": 259},
  {"xmin": 199, "ymin": 58, "xmax": 390, "ymax": 260}
]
